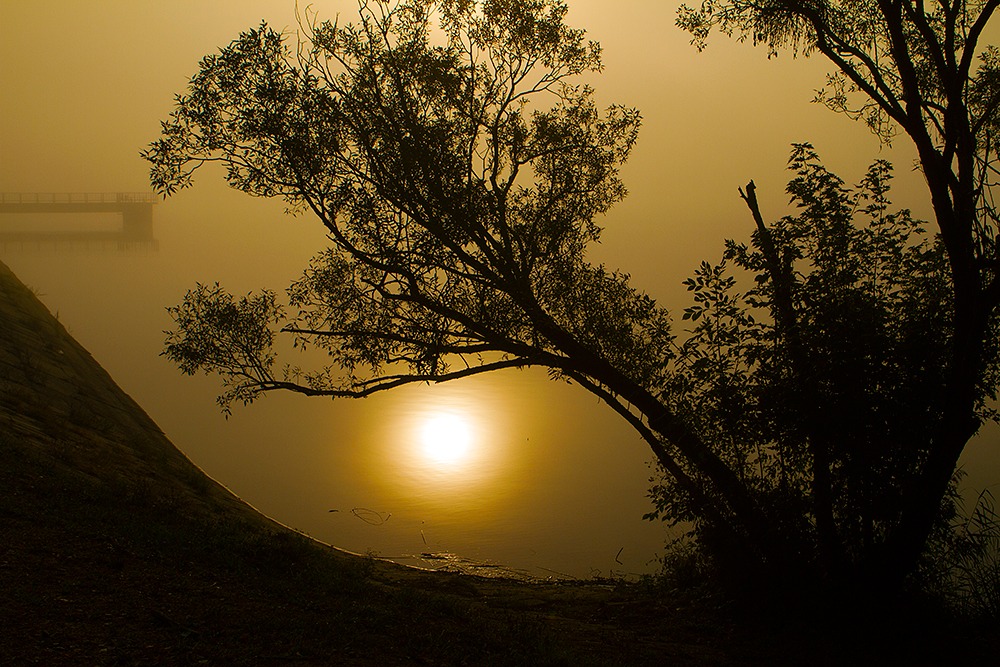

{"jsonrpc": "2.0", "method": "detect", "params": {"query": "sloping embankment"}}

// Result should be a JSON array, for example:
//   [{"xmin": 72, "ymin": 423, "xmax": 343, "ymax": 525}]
[
  {"xmin": 0, "ymin": 260, "xmax": 393, "ymax": 664},
  {"xmin": 0, "ymin": 259, "xmax": 279, "ymax": 525}
]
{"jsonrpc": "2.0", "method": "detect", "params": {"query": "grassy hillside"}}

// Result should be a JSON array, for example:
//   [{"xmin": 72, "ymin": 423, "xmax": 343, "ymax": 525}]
[{"xmin": 1, "ymin": 257, "xmax": 995, "ymax": 666}]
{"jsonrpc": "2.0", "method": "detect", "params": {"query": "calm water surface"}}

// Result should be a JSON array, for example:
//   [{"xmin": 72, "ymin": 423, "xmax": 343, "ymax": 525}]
[{"xmin": 0, "ymin": 188, "xmax": 670, "ymax": 578}]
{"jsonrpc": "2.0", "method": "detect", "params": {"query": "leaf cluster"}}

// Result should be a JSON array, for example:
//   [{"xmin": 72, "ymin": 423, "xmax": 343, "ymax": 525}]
[
  {"xmin": 677, "ymin": 1, "xmax": 1000, "ymax": 281},
  {"xmin": 148, "ymin": 1, "xmax": 667, "ymax": 410},
  {"xmin": 648, "ymin": 145, "xmax": 995, "ymax": 567},
  {"xmin": 162, "ymin": 283, "xmax": 283, "ymax": 415}
]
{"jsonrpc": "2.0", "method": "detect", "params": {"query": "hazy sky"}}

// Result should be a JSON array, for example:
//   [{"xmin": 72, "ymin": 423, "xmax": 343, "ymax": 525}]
[
  {"xmin": 1, "ymin": 1, "xmax": 996, "ymax": 576},
  {"xmin": 0, "ymin": 1, "xmax": 943, "ymax": 276}
]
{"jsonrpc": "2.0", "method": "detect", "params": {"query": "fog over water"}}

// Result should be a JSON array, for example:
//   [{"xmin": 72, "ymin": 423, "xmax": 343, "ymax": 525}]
[{"xmin": 1, "ymin": 1, "xmax": 997, "ymax": 577}]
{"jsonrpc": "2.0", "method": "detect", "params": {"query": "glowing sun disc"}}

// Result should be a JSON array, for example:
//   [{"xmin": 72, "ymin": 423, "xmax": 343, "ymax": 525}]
[{"xmin": 421, "ymin": 414, "xmax": 472, "ymax": 465}]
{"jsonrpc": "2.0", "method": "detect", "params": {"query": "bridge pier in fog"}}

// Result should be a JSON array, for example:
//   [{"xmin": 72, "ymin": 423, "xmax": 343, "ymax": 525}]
[{"xmin": 120, "ymin": 202, "xmax": 154, "ymax": 241}]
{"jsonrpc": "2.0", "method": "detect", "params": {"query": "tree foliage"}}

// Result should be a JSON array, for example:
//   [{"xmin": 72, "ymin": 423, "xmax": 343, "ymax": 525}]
[
  {"xmin": 146, "ymin": 0, "xmax": 999, "ymax": 590},
  {"xmin": 676, "ymin": 0, "xmax": 1000, "ymax": 582},
  {"xmin": 651, "ymin": 144, "xmax": 999, "ymax": 578}
]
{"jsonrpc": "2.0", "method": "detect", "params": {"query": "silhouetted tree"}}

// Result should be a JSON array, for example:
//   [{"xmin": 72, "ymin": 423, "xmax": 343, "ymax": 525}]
[
  {"xmin": 648, "ymin": 143, "xmax": 999, "ymax": 586},
  {"xmin": 678, "ymin": 0, "xmax": 1000, "ymax": 581},
  {"xmin": 145, "ymin": 0, "xmax": 998, "ymax": 590}
]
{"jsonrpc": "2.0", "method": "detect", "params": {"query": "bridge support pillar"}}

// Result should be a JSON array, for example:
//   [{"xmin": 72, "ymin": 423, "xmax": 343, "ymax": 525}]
[{"xmin": 121, "ymin": 204, "xmax": 154, "ymax": 241}]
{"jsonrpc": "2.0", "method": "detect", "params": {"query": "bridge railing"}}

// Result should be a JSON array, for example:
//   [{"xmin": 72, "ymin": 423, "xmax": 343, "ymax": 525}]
[{"xmin": 0, "ymin": 192, "xmax": 157, "ymax": 205}]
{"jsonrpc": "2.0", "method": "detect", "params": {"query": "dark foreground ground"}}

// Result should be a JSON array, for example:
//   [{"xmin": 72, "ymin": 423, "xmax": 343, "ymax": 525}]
[{"xmin": 1, "ymin": 258, "xmax": 996, "ymax": 666}]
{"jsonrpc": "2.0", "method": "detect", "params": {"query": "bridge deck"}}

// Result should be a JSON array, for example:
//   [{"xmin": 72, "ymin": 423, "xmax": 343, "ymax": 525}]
[
  {"xmin": 0, "ymin": 193, "xmax": 157, "ymax": 245},
  {"xmin": 0, "ymin": 193, "xmax": 157, "ymax": 214},
  {"xmin": 1, "ymin": 192, "xmax": 156, "ymax": 205}
]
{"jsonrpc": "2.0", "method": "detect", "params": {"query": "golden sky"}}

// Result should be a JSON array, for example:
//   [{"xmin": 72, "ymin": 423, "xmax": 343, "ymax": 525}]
[{"xmin": 0, "ymin": 1, "xmax": 935, "ymax": 276}]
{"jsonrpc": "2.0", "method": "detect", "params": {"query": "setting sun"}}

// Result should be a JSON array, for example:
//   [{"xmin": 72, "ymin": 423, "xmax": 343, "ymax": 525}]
[{"xmin": 420, "ymin": 414, "xmax": 472, "ymax": 465}]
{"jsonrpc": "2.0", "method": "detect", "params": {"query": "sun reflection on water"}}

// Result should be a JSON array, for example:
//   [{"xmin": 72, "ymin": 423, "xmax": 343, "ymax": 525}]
[
  {"xmin": 361, "ymin": 379, "xmax": 521, "ymax": 517},
  {"xmin": 420, "ymin": 413, "xmax": 473, "ymax": 466},
  {"xmin": 330, "ymin": 370, "xmax": 669, "ymax": 579}
]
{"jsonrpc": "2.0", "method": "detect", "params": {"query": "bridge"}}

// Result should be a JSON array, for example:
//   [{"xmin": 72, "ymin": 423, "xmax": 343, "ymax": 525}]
[{"xmin": 0, "ymin": 192, "xmax": 158, "ymax": 248}]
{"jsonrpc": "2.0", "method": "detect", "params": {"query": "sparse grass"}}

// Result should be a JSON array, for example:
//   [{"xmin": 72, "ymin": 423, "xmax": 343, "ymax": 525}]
[{"xmin": 918, "ymin": 489, "xmax": 1000, "ymax": 622}]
